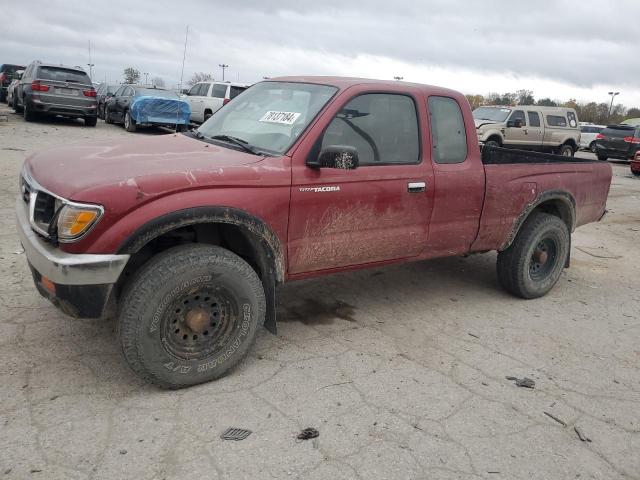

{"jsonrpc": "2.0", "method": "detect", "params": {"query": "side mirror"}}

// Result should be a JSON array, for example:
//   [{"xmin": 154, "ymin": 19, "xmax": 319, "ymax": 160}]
[{"xmin": 309, "ymin": 145, "xmax": 359, "ymax": 169}]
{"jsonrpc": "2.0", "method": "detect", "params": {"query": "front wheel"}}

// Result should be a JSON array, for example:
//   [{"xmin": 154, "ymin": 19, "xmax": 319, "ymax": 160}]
[
  {"xmin": 597, "ymin": 154, "xmax": 607, "ymax": 161},
  {"xmin": 497, "ymin": 213, "xmax": 570, "ymax": 299},
  {"xmin": 124, "ymin": 111, "xmax": 136, "ymax": 132},
  {"xmin": 118, "ymin": 244, "xmax": 266, "ymax": 389},
  {"xmin": 12, "ymin": 94, "xmax": 22, "ymax": 113},
  {"xmin": 104, "ymin": 106, "xmax": 113, "ymax": 124},
  {"xmin": 484, "ymin": 139, "xmax": 501, "ymax": 148}
]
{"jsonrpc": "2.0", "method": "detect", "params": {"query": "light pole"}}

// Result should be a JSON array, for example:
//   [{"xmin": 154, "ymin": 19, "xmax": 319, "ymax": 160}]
[
  {"xmin": 394, "ymin": 76, "xmax": 403, "ymax": 81},
  {"xmin": 143, "ymin": 72, "xmax": 149, "ymax": 85},
  {"xmin": 608, "ymin": 91, "xmax": 620, "ymax": 121},
  {"xmin": 219, "ymin": 64, "xmax": 229, "ymax": 82},
  {"xmin": 87, "ymin": 63, "xmax": 94, "ymax": 80}
]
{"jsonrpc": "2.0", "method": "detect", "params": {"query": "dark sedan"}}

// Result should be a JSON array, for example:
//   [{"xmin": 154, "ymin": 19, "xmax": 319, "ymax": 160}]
[
  {"xmin": 96, "ymin": 83, "xmax": 119, "ymax": 119},
  {"xmin": 595, "ymin": 125, "xmax": 640, "ymax": 161}
]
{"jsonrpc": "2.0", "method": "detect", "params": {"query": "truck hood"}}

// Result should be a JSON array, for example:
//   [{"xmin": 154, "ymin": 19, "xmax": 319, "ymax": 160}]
[
  {"xmin": 474, "ymin": 118, "xmax": 501, "ymax": 129},
  {"xmin": 25, "ymin": 133, "xmax": 263, "ymax": 200}
]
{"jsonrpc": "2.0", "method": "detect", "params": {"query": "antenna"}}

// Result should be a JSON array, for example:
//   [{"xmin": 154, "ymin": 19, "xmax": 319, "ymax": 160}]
[{"xmin": 176, "ymin": 25, "xmax": 189, "ymax": 134}]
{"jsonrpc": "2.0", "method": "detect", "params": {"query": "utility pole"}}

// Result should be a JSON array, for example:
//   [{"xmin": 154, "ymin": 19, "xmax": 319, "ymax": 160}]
[
  {"xmin": 144, "ymin": 72, "xmax": 149, "ymax": 85},
  {"xmin": 608, "ymin": 91, "xmax": 620, "ymax": 121},
  {"xmin": 394, "ymin": 76, "xmax": 403, "ymax": 81},
  {"xmin": 87, "ymin": 40, "xmax": 94, "ymax": 80},
  {"xmin": 219, "ymin": 64, "xmax": 229, "ymax": 82}
]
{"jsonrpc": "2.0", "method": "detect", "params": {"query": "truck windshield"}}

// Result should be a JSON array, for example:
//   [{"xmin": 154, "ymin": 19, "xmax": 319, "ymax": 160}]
[
  {"xmin": 196, "ymin": 81, "xmax": 338, "ymax": 155},
  {"xmin": 473, "ymin": 107, "xmax": 512, "ymax": 122}
]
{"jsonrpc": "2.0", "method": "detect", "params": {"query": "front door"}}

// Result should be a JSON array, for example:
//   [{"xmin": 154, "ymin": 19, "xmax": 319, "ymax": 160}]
[
  {"xmin": 288, "ymin": 89, "xmax": 435, "ymax": 274},
  {"xmin": 504, "ymin": 109, "xmax": 528, "ymax": 146}
]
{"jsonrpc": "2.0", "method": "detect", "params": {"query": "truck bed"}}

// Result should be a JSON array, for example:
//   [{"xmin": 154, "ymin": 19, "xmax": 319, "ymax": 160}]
[{"xmin": 471, "ymin": 147, "xmax": 612, "ymax": 252}]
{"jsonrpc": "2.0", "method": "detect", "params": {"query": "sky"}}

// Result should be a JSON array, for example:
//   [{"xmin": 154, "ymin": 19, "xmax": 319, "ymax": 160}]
[{"xmin": 3, "ymin": 0, "xmax": 639, "ymax": 107}]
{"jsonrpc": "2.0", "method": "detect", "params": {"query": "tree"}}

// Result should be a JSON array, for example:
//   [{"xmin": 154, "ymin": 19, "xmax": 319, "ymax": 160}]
[
  {"xmin": 187, "ymin": 72, "xmax": 214, "ymax": 87},
  {"xmin": 151, "ymin": 76, "xmax": 165, "ymax": 87},
  {"xmin": 465, "ymin": 94, "xmax": 484, "ymax": 110},
  {"xmin": 625, "ymin": 107, "xmax": 640, "ymax": 119},
  {"xmin": 515, "ymin": 89, "xmax": 534, "ymax": 105},
  {"xmin": 536, "ymin": 98, "xmax": 558, "ymax": 107},
  {"xmin": 123, "ymin": 67, "xmax": 140, "ymax": 84}
]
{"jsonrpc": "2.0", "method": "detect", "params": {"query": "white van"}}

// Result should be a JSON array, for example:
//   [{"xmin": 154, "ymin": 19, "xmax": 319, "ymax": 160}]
[
  {"xmin": 183, "ymin": 81, "xmax": 250, "ymax": 123},
  {"xmin": 579, "ymin": 123, "xmax": 605, "ymax": 152}
]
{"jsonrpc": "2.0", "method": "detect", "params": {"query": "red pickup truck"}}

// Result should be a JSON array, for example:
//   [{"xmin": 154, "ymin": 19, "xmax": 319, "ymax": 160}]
[{"xmin": 17, "ymin": 77, "xmax": 612, "ymax": 388}]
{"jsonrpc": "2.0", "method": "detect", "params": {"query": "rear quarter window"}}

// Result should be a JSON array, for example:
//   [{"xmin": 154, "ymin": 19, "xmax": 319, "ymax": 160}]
[
  {"xmin": 428, "ymin": 96, "xmax": 468, "ymax": 164},
  {"xmin": 211, "ymin": 84, "xmax": 228, "ymax": 98}
]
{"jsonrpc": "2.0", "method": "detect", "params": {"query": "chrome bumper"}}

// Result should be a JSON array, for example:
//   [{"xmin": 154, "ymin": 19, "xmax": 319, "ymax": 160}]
[{"xmin": 16, "ymin": 197, "xmax": 129, "ymax": 285}]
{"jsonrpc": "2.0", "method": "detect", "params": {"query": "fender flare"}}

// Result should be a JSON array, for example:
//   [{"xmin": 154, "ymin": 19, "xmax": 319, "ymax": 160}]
[
  {"xmin": 117, "ymin": 206, "xmax": 285, "ymax": 334},
  {"xmin": 500, "ymin": 190, "xmax": 576, "ymax": 252}
]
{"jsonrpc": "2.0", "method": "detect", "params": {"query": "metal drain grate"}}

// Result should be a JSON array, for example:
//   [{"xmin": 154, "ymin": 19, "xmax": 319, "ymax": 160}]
[{"xmin": 220, "ymin": 427, "xmax": 252, "ymax": 441}]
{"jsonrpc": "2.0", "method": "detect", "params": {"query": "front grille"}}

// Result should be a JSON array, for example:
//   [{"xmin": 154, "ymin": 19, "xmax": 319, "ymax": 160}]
[{"xmin": 33, "ymin": 191, "xmax": 56, "ymax": 225}]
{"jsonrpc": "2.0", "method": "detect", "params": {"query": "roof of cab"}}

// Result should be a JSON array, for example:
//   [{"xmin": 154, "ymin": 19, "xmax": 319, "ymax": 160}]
[{"xmin": 268, "ymin": 75, "xmax": 463, "ymax": 97}]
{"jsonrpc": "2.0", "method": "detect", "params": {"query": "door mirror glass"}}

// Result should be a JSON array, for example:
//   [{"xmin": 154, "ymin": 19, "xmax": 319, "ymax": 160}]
[{"xmin": 309, "ymin": 145, "xmax": 359, "ymax": 169}]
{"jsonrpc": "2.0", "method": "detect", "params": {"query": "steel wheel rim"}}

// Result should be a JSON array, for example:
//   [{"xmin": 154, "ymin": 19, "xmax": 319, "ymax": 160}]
[
  {"xmin": 529, "ymin": 238, "xmax": 558, "ymax": 281},
  {"xmin": 160, "ymin": 286, "xmax": 239, "ymax": 361}
]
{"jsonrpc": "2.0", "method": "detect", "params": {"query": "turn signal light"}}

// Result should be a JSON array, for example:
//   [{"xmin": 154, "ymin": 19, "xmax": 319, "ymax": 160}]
[{"xmin": 56, "ymin": 203, "xmax": 102, "ymax": 240}]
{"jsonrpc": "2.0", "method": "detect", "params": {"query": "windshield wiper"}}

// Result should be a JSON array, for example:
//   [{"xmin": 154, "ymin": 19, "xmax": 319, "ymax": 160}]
[{"xmin": 209, "ymin": 135, "xmax": 260, "ymax": 155}]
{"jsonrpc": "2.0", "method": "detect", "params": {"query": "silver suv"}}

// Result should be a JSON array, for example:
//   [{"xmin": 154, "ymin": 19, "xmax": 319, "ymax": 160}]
[{"xmin": 13, "ymin": 61, "xmax": 98, "ymax": 126}]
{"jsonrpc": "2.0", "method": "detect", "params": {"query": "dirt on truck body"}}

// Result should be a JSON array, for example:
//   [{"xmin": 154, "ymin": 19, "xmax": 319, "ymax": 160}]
[{"xmin": 16, "ymin": 76, "xmax": 612, "ymax": 388}]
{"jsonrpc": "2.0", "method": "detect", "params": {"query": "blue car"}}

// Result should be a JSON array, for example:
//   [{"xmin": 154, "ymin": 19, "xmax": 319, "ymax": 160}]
[{"xmin": 104, "ymin": 85, "xmax": 191, "ymax": 132}]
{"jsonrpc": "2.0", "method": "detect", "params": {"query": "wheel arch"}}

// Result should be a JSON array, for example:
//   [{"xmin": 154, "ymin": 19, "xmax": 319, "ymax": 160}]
[
  {"xmin": 500, "ymin": 190, "xmax": 575, "ymax": 252},
  {"xmin": 115, "ymin": 206, "xmax": 284, "ymax": 333}
]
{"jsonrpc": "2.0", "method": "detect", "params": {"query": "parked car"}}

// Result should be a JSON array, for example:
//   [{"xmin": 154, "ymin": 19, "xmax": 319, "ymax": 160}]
[
  {"xmin": 183, "ymin": 81, "xmax": 249, "ymax": 123},
  {"xmin": 0, "ymin": 63, "xmax": 25, "ymax": 103},
  {"xmin": 594, "ymin": 124, "xmax": 640, "ymax": 161},
  {"xmin": 579, "ymin": 124, "xmax": 605, "ymax": 152},
  {"xmin": 5, "ymin": 69, "xmax": 24, "ymax": 106},
  {"xmin": 95, "ymin": 82, "xmax": 119, "ymax": 119},
  {"xmin": 13, "ymin": 61, "xmax": 97, "ymax": 126},
  {"xmin": 104, "ymin": 85, "xmax": 190, "ymax": 132},
  {"xmin": 16, "ymin": 76, "xmax": 612, "ymax": 388},
  {"xmin": 631, "ymin": 150, "xmax": 640, "ymax": 176},
  {"xmin": 473, "ymin": 105, "xmax": 581, "ymax": 156}
]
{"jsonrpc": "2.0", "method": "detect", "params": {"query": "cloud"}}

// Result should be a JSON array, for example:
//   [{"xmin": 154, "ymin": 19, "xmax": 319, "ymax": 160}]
[{"xmin": 3, "ymin": 0, "xmax": 639, "ymax": 105}]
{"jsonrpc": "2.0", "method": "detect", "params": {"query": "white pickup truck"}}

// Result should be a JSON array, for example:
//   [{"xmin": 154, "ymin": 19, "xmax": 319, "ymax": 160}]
[{"xmin": 183, "ymin": 81, "xmax": 249, "ymax": 123}]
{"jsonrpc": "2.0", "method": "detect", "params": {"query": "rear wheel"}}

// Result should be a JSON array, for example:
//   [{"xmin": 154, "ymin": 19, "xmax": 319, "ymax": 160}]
[
  {"xmin": 497, "ymin": 212, "xmax": 570, "ymax": 299},
  {"xmin": 589, "ymin": 141, "xmax": 597, "ymax": 153},
  {"xmin": 558, "ymin": 144, "xmax": 574, "ymax": 157},
  {"xmin": 118, "ymin": 244, "xmax": 266, "ymax": 389},
  {"xmin": 204, "ymin": 111, "xmax": 212, "ymax": 122},
  {"xmin": 124, "ymin": 111, "xmax": 136, "ymax": 132},
  {"xmin": 597, "ymin": 154, "xmax": 607, "ymax": 161},
  {"xmin": 84, "ymin": 116, "xmax": 97, "ymax": 127},
  {"xmin": 23, "ymin": 99, "xmax": 35, "ymax": 122}
]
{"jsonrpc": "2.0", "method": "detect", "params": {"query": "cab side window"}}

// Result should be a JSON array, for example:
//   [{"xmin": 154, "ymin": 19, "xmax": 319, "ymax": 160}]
[
  {"xmin": 428, "ymin": 96, "xmax": 467, "ymax": 164},
  {"xmin": 509, "ymin": 110, "xmax": 526, "ymax": 126},
  {"xmin": 321, "ymin": 93, "xmax": 420, "ymax": 165},
  {"xmin": 528, "ymin": 111, "xmax": 541, "ymax": 127}
]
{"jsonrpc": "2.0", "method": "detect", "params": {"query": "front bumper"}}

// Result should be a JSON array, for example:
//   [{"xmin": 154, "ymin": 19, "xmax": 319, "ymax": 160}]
[{"xmin": 16, "ymin": 197, "xmax": 129, "ymax": 317}]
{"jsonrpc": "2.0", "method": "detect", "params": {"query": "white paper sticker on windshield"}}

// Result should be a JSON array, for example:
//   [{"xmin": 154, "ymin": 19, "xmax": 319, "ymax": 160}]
[
  {"xmin": 259, "ymin": 111, "xmax": 301, "ymax": 125},
  {"xmin": 500, "ymin": 109, "xmax": 511, "ymax": 112}
]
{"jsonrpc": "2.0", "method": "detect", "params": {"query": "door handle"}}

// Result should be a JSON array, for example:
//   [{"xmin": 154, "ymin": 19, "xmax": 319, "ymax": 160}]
[{"xmin": 408, "ymin": 181, "xmax": 426, "ymax": 193}]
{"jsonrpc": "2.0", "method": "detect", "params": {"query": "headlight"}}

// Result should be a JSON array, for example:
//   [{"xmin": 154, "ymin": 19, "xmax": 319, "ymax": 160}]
[{"xmin": 56, "ymin": 202, "xmax": 103, "ymax": 241}]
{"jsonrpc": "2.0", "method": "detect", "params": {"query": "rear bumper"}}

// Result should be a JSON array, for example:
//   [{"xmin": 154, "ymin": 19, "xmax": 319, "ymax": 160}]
[
  {"xmin": 29, "ymin": 97, "xmax": 97, "ymax": 118},
  {"xmin": 595, "ymin": 143, "xmax": 637, "ymax": 160},
  {"xmin": 16, "ymin": 197, "xmax": 129, "ymax": 317}
]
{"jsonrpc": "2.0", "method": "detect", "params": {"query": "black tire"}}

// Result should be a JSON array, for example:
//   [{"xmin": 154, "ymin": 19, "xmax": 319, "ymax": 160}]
[
  {"xmin": 124, "ymin": 110, "xmax": 136, "ymax": 132},
  {"xmin": 204, "ymin": 111, "xmax": 212, "ymax": 122},
  {"xmin": 485, "ymin": 138, "xmax": 501, "ymax": 148},
  {"xmin": 118, "ymin": 244, "xmax": 266, "ymax": 389},
  {"xmin": 84, "ymin": 116, "xmax": 97, "ymax": 127},
  {"xmin": 558, "ymin": 144, "xmax": 574, "ymax": 157},
  {"xmin": 23, "ymin": 98, "xmax": 35, "ymax": 122},
  {"xmin": 175, "ymin": 124, "xmax": 187, "ymax": 132},
  {"xmin": 104, "ymin": 106, "xmax": 113, "ymax": 124},
  {"xmin": 597, "ymin": 154, "xmax": 607, "ymax": 161},
  {"xmin": 97, "ymin": 103, "xmax": 104, "ymax": 120},
  {"xmin": 12, "ymin": 94, "xmax": 22, "ymax": 113},
  {"xmin": 497, "ymin": 213, "xmax": 570, "ymax": 299},
  {"xmin": 589, "ymin": 142, "xmax": 597, "ymax": 154},
  {"xmin": 0, "ymin": 90, "xmax": 5, "ymax": 103}
]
